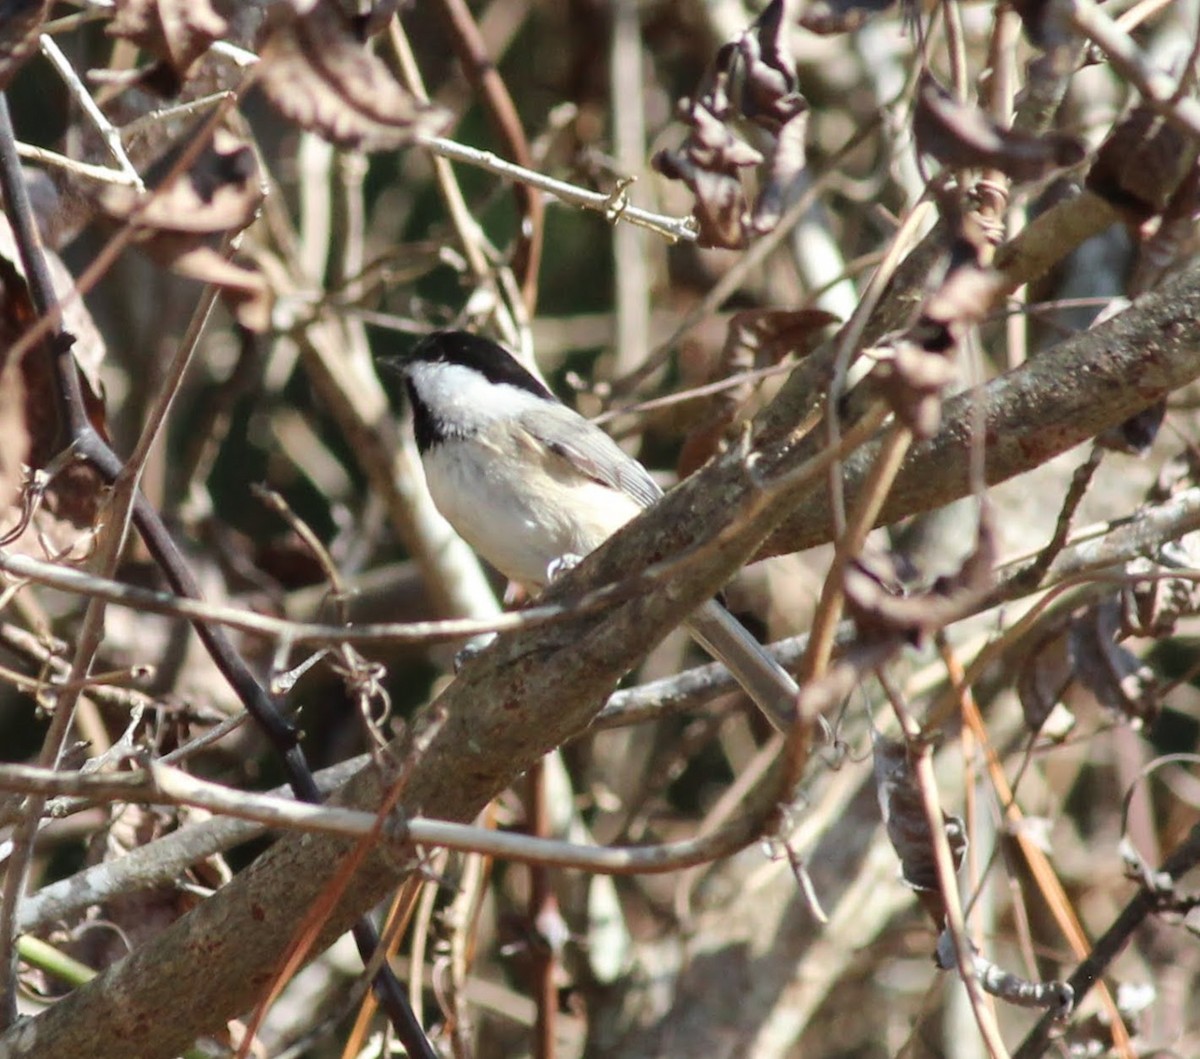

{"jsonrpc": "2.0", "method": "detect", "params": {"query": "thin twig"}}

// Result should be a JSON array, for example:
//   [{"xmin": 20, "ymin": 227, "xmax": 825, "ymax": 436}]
[
  {"xmin": 418, "ymin": 134, "xmax": 698, "ymax": 244},
  {"xmin": 0, "ymin": 548, "xmax": 566, "ymax": 643},
  {"xmin": 14, "ymin": 142, "xmax": 139, "ymax": 186},
  {"xmin": 1068, "ymin": 0, "xmax": 1200, "ymax": 138},
  {"xmin": 38, "ymin": 34, "xmax": 143, "ymax": 189}
]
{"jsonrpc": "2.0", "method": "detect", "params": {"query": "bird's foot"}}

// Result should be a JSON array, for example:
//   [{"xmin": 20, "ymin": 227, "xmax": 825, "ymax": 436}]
[
  {"xmin": 453, "ymin": 634, "xmax": 496, "ymax": 672},
  {"xmin": 545, "ymin": 553, "xmax": 583, "ymax": 582}
]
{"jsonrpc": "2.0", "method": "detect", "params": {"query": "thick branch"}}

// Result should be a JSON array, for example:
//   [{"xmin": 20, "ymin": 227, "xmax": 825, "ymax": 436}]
[{"xmin": 764, "ymin": 264, "xmax": 1200, "ymax": 554}]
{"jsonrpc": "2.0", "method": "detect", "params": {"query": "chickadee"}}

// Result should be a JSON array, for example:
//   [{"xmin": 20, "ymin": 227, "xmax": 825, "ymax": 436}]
[{"xmin": 386, "ymin": 330, "xmax": 797, "ymax": 732}]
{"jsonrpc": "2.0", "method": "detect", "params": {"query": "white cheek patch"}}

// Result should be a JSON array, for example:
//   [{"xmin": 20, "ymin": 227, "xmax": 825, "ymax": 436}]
[{"xmin": 408, "ymin": 361, "xmax": 549, "ymax": 438}]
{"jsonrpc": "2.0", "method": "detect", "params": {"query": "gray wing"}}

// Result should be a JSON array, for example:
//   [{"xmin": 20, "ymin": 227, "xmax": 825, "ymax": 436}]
[{"xmin": 518, "ymin": 403, "xmax": 663, "ymax": 509}]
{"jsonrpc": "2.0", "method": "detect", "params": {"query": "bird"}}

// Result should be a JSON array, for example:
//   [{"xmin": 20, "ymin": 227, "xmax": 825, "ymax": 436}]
[{"xmin": 384, "ymin": 329, "xmax": 797, "ymax": 732}]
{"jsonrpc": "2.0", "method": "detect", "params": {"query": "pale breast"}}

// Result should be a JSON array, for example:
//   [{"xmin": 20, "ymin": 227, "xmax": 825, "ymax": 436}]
[{"xmin": 422, "ymin": 436, "xmax": 643, "ymax": 587}]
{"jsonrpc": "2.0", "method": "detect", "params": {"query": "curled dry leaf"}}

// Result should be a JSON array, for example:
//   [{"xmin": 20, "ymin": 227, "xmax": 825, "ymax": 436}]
[
  {"xmin": 257, "ymin": 1, "xmax": 451, "ymax": 152},
  {"xmin": 1015, "ymin": 616, "xmax": 1074, "ymax": 732},
  {"xmin": 914, "ymin": 74, "xmax": 1085, "ymax": 181},
  {"xmin": 154, "ymin": 240, "xmax": 271, "ymax": 332},
  {"xmin": 677, "ymin": 307, "xmax": 838, "ymax": 476},
  {"xmin": 1016, "ymin": 597, "xmax": 1159, "ymax": 731},
  {"xmin": 870, "ymin": 221, "xmax": 1003, "ymax": 436},
  {"xmin": 98, "ymin": 128, "xmax": 271, "ymax": 331},
  {"xmin": 0, "ymin": 211, "xmax": 108, "ymax": 537},
  {"xmin": 867, "ymin": 338, "xmax": 958, "ymax": 438},
  {"xmin": 0, "ymin": 207, "xmax": 107, "ymax": 452},
  {"xmin": 107, "ymin": 0, "xmax": 228, "ymax": 79},
  {"xmin": 0, "ymin": 0, "xmax": 50, "ymax": 91},
  {"xmin": 654, "ymin": 97, "xmax": 761, "ymax": 249},
  {"xmin": 653, "ymin": 0, "xmax": 809, "ymax": 247},
  {"xmin": 101, "ymin": 127, "xmax": 261, "ymax": 235},
  {"xmin": 845, "ymin": 513, "xmax": 996, "ymax": 644},
  {"xmin": 733, "ymin": 0, "xmax": 810, "ymax": 235},
  {"xmin": 873, "ymin": 732, "xmax": 967, "ymax": 926},
  {"xmin": 1087, "ymin": 101, "xmax": 1200, "ymax": 226}
]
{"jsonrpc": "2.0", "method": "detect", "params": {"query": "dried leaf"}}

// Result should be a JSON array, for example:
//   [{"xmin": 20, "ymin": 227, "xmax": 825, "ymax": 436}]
[
  {"xmin": 96, "ymin": 129, "xmax": 272, "ymax": 331},
  {"xmin": 257, "ymin": 2, "xmax": 451, "ymax": 152},
  {"xmin": 869, "ymin": 228, "xmax": 1002, "ymax": 436},
  {"xmin": 753, "ymin": 109, "xmax": 808, "ymax": 233},
  {"xmin": 0, "ymin": 0, "xmax": 50, "ymax": 91},
  {"xmin": 914, "ymin": 75, "xmax": 1085, "ymax": 181},
  {"xmin": 653, "ymin": 0, "xmax": 810, "ymax": 247},
  {"xmin": 100, "ymin": 128, "xmax": 262, "ymax": 236},
  {"xmin": 845, "ymin": 515, "xmax": 996, "ymax": 643},
  {"xmin": 921, "ymin": 248, "xmax": 1005, "ymax": 328},
  {"xmin": 162, "ymin": 243, "xmax": 271, "ymax": 331},
  {"xmin": 107, "ymin": 0, "xmax": 228, "ymax": 78},
  {"xmin": 1087, "ymin": 101, "xmax": 1200, "ymax": 226},
  {"xmin": 873, "ymin": 733, "xmax": 967, "ymax": 926},
  {"xmin": 1071, "ymin": 598, "xmax": 1158, "ymax": 728},
  {"xmin": 0, "ymin": 210, "xmax": 108, "ymax": 484},
  {"xmin": 733, "ymin": 0, "xmax": 810, "ymax": 233},
  {"xmin": 1016, "ymin": 616, "xmax": 1075, "ymax": 731},
  {"xmin": 654, "ymin": 100, "xmax": 759, "ymax": 249},
  {"xmin": 1017, "ymin": 598, "xmax": 1159, "ymax": 731},
  {"xmin": 868, "ymin": 338, "xmax": 959, "ymax": 438}
]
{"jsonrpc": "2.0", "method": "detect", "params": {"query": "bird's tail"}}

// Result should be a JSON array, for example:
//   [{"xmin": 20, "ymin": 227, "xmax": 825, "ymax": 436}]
[{"xmin": 685, "ymin": 600, "xmax": 798, "ymax": 734}]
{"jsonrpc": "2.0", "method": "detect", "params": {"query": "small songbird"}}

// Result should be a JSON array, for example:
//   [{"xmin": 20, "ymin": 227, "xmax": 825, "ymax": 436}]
[{"xmin": 385, "ymin": 330, "xmax": 797, "ymax": 732}]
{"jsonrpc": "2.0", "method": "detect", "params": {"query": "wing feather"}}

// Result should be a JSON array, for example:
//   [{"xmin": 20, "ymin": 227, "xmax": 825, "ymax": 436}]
[{"xmin": 517, "ymin": 405, "xmax": 663, "ymax": 510}]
